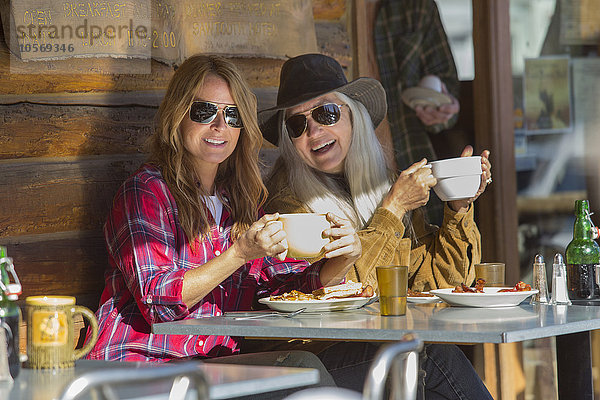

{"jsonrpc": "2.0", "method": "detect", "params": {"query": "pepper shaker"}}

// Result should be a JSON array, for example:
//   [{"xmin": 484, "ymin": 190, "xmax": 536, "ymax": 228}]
[
  {"xmin": 551, "ymin": 253, "xmax": 572, "ymax": 305},
  {"xmin": 531, "ymin": 254, "xmax": 549, "ymax": 304}
]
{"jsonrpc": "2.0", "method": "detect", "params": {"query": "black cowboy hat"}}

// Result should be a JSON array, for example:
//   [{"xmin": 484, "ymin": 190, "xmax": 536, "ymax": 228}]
[{"xmin": 258, "ymin": 53, "xmax": 387, "ymax": 146}]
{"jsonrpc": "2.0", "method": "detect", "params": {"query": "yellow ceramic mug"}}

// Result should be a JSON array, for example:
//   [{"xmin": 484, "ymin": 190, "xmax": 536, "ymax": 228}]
[{"xmin": 25, "ymin": 296, "xmax": 98, "ymax": 369}]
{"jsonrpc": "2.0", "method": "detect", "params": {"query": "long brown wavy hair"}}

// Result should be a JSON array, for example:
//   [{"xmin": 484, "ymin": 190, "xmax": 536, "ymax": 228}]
[{"xmin": 148, "ymin": 54, "xmax": 266, "ymax": 244}]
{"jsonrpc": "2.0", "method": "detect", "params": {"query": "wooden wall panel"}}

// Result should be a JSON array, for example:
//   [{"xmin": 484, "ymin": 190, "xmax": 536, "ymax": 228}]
[
  {"xmin": 0, "ymin": 104, "xmax": 155, "ymax": 159},
  {"xmin": 0, "ymin": 28, "xmax": 284, "ymax": 95},
  {"xmin": 4, "ymin": 231, "xmax": 106, "ymax": 310},
  {"xmin": 0, "ymin": 28, "xmax": 174, "ymax": 94},
  {"xmin": 313, "ymin": 0, "xmax": 346, "ymax": 20},
  {"xmin": 1, "ymin": 50, "xmax": 284, "ymax": 94},
  {"xmin": 0, "ymin": 1, "xmax": 353, "ymax": 315},
  {"xmin": 315, "ymin": 21, "xmax": 352, "ymax": 70},
  {"xmin": 1, "ymin": 155, "xmax": 144, "ymax": 237}
]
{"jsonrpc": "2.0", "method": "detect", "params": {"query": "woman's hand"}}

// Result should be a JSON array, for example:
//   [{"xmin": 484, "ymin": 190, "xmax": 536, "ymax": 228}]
[
  {"xmin": 414, "ymin": 82, "xmax": 460, "ymax": 126},
  {"xmin": 234, "ymin": 213, "xmax": 289, "ymax": 262},
  {"xmin": 318, "ymin": 213, "xmax": 362, "ymax": 286},
  {"xmin": 448, "ymin": 146, "xmax": 492, "ymax": 212},
  {"xmin": 321, "ymin": 213, "xmax": 361, "ymax": 262},
  {"xmin": 381, "ymin": 158, "xmax": 437, "ymax": 219}
]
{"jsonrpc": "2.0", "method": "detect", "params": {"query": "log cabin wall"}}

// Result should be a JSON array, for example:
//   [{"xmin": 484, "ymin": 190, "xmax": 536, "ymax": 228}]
[{"xmin": 0, "ymin": 0, "xmax": 352, "ymax": 312}]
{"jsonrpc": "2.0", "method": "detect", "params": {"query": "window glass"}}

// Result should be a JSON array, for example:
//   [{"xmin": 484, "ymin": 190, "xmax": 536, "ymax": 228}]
[
  {"xmin": 435, "ymin": 0, "xmax": 474, "ymax": 80},
  {"xmin": 510, "ymin": 0, "xmax": 600, "ymax": 278}
]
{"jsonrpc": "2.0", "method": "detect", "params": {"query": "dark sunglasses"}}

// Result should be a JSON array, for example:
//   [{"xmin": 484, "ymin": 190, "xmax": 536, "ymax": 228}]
[
  {"xmin": 189, "ymin": 101, "xmax": 243, "ymax": 128},
  {"xmin": 285, "ymin": 103, "xmax": 345, "ymax": 139}
]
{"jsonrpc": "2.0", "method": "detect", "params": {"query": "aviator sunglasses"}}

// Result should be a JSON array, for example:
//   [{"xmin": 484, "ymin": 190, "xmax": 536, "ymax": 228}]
[
  {"xmin": 189, "ymin": 101, "xmax": 243, "ymax": 128},
  {"xmin": 285, "ymin": 103, "xmax": 345, "ymax": 139}
]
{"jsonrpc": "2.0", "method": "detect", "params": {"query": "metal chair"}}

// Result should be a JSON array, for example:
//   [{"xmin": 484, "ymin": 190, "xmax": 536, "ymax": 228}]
[
  {"xmin": 284, "ymin": 334, "xmax": 423, "ymax": 400},
  {"xmin": 363, "ymin": 335, "xmax": 423, "ymax": 400},
  {"xmin": 58, "ymin": 361, "xmax": 209, "ymax": 400}
]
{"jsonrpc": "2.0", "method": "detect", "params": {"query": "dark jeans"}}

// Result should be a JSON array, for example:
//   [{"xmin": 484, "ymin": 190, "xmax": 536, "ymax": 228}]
[
  {"xmin": 315, "ymin": 342, "xmax": 493, "ymax": 400},
  {"xmin": 224, "ymin": 340, "xmax": 493, "ymax": 400}
]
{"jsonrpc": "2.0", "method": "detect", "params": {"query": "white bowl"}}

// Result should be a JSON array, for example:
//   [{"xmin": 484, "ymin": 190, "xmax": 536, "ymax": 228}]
[
  {"xmin": 429, "ymin": 287, "xmax": 538, "ymax": 308},
  {"xmin": 428, "ymin": 156, "xmax": 482, "ymax": 179},
  {"xmin": 433, "ymin": 175, "xmax": 481, "ymax": 201}
]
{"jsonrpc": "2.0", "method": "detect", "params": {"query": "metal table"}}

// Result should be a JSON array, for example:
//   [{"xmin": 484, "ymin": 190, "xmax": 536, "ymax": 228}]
[
  {"xmin": 5, "ymin": 359, "xmax": 319, "ymax": 400},
  {"xmin": 153, "ymin": 302, "xmax": 600, "ymax": 399}
]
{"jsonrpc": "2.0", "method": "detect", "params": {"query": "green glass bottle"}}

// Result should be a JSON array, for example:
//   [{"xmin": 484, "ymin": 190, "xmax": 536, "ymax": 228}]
[
  {"xmin": 565, "ymin": 200, "xmax": 600, "ymax": 301},
  {"xmin": 0, "ymin": 246, "xmax": 21, "ymax": 378}
]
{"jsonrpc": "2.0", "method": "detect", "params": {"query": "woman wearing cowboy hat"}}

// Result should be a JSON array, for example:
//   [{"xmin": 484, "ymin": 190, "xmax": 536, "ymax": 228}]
[{"xmin": 259, "ymin": 53, "xmax": 493, "ymax": 399}]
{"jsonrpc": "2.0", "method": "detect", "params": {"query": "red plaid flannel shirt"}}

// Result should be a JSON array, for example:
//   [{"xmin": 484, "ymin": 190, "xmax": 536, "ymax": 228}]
[{"xmin": 85, "ymin": 164, "xmax": 322, "ymax": 362}]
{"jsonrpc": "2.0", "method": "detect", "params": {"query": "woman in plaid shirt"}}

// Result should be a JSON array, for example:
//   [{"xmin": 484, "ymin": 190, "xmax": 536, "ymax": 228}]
[{"xmin": 84, "ymin": 54, "xmax": 361, "ymax": 367}]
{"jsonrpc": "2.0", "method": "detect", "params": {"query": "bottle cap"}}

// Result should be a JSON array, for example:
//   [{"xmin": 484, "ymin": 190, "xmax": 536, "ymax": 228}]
[{"xmin": 7, "ymin": 283, "xmax": 21, "ymax": 297}]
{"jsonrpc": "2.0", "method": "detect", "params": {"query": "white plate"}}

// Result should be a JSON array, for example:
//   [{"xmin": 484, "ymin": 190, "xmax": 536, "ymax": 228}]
[
  {"xmin": 401, "ymin": 87, "xmax": 453, "ymax": 110},
  {"xmin": 258, "ymin": 295, "xmax": 376, "ymax": 313},
  {"xmin": 407, "ymin": 293, "xmax": 441, "ymax": 304},
  {"xmin": 429, "ymin": 287, "xmax": 538, "ymax": 308}
]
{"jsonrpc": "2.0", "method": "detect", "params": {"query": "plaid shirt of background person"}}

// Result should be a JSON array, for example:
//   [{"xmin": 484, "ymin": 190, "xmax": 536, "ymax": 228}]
[{"xmin": 374, "ymin": 0, "xmax": 460, "ymax": 224}]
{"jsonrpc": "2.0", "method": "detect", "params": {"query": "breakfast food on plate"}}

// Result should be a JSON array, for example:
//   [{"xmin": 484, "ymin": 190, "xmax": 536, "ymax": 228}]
[
  {"xmin": 269, "ymin": 290, "xmax": 315, "ymax": 301},
  {"xmin": 452, "ymin": 278, "xmax": 486, "ymax": 293},
  {"xmin": 270, "ymin": 280, "xmax": 373, "ymax": 301},
  {"xmin": 452, "ymin": 279, "xmax": 532, "ymax": 293},
  {"xmin": 498, "ymin": 281, "xmax": 532, "ymax": 292},
  {"xmin": 313, "ymin": 280, "xmax": 364, "ymax": 299},
  {"xmin": 408, "ymin": 289, "xmax": 435, "ymax": 297}
]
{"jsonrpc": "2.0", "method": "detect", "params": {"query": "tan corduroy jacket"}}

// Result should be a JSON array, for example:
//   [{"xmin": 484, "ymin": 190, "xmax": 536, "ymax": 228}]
[{"xmin": 265, "ymin": 161, "xmax": 480, "ymax": 291}]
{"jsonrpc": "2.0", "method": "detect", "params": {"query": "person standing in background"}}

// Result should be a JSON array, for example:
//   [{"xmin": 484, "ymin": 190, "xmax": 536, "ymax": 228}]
[{"xmin": 374, "ymin": 0, "xmax": 460, "ymax": 225}]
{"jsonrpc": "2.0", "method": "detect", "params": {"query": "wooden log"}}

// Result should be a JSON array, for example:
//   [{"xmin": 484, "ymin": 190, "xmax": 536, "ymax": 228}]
[
  {"xmin": 315, "ymin": 21, "xmax": 352, "ymax": 70},
  {"xmin": 0, "ymin": 155, "xmax": 145, "ymax": 236},
  {"xmin": 0, "ymin": 103, "xmax": 155, "ymax": 158},
  {"xmin": 4, "ymin": 230, "xmax": 107, "ymax": 311},
  {"xmin": 313, "ymin": 0, "xmax": 346, "ymax": 20},
  {"xmin": 0, "ymin": 94, "xmax": 278, "ymax": 160},
  {"xmin": 0, "ymin": 32, "xmax": 284, "ymax": 94},
  {"xmin": 0, "ymin": 30, "xmax": 174, "ymax": 93}
]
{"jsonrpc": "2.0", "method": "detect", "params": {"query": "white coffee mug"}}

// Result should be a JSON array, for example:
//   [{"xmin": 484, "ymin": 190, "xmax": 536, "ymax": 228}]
[
  {"xmin": 278, "ymin": 213, "xmax": 330, "ymax": 258},
  {"xmin": 419, "ymin": 75, "xmax": 443, "ymax": 93}
]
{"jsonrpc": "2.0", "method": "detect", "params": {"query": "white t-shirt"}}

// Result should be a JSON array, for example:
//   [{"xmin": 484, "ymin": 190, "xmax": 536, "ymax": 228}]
[{"xmin": 204, "ymin": 195, "xmax": 223, "ymax": 226}]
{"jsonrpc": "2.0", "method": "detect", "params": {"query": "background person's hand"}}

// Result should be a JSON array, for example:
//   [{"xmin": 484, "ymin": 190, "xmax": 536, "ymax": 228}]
[
  {"xmin": 321, "ymin": 213, "xmax": 361, "ymax": 262},
  {"xmin": 414, "ymin": 83, "xmax": 460, "ymax": 126},
  {"xmin": 448, "ymin": 146, "xmax": 492, "ymax": 212},
  {"xmin": 235, "ymin": 213, "xmax": 289, "ymax": 262},
  {"xmin": 381, "ymin": 158, "xmax": 437, "ymax": 219}
]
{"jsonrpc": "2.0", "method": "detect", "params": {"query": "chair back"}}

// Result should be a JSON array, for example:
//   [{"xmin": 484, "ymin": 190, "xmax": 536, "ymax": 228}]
[
  {"xmin": 362, "ymin": 335, "xmax": 423, "ymax": 400},
  {"xmin": 58, "ymin": 361, "xmax": 209, "ymax": 400}
]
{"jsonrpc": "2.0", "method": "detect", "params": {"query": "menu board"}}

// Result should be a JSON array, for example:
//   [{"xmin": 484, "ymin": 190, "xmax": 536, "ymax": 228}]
[{"xmin": 2, "ymin": 0, "xmax": 317, "ymax": 71}]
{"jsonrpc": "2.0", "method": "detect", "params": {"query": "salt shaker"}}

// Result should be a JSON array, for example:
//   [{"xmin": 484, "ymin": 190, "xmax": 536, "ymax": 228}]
[
  {"xmin": 531, "ymin": 254, "xmax": 549, "ymax": 304},
  {"xmin": 550, "ymin": 253, "xmax": 572, "ymax": 305}
]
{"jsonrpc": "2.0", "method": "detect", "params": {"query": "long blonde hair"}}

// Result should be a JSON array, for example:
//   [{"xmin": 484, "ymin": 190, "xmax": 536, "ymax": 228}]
[
  {"xmin": 148, "ymin": 55, "xmax": 266, "ymax": 243},
  {"xmin": 277, "ymin": 93, "xmax": 392, "ymax": 229}
]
